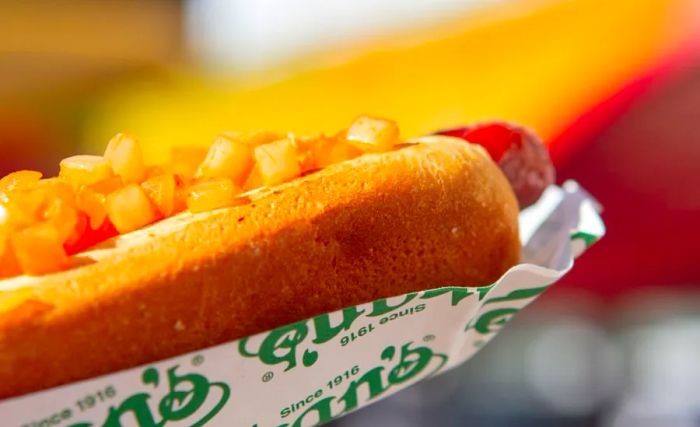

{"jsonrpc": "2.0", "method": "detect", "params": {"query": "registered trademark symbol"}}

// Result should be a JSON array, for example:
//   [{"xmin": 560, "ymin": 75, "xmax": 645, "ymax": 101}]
[
  {"xmin": 423, "ymin": 334, "xmax": 435, "ymax": 342},
  {"xmin": 192, "ymin": 355, "xmax": 204, "ymax": 366},
  {"xmin": 262, "ymin": 371, "xmax": 274, "ymax": 383}
]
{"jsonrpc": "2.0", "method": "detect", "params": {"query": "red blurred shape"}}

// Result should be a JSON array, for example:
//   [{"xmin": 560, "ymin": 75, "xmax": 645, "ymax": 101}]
[{"xmin": 552, "ymin": 49, "xmax": 700, "ymax": 298}]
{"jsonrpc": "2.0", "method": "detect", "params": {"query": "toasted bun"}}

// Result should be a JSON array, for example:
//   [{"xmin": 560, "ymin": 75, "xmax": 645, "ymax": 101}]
[{"xmin": 0, "ymin": 136, "xmax": 519, "ymax": 398}]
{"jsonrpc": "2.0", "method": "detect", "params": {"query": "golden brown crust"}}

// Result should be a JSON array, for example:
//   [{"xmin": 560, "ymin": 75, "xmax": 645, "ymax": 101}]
[{"xmin": 0, "ymin": 137, "xmax": 519, "ymax": 398}]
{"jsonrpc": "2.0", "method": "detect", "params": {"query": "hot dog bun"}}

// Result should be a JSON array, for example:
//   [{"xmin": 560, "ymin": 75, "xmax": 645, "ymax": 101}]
[{"xmin": 0, "ymin": 136, "xmax": 519, "ymax": 398}]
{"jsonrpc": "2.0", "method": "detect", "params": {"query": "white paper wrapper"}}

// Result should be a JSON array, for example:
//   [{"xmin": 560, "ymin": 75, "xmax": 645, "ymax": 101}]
[{"xmin": 0, "ymin": 181, "xmax": 604, "ymax": 427}]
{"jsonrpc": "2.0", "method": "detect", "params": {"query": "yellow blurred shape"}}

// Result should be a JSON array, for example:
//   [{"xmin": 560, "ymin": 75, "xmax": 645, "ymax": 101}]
[{"xmin": 83, "ymin": 0, "xmax": 700, "ymax": 162}]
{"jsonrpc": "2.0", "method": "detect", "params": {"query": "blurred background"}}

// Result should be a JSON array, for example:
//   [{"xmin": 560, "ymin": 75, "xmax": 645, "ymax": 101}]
[{"xmin": 2, "ymin": 0, "xmax": 700, "ymax": 425}]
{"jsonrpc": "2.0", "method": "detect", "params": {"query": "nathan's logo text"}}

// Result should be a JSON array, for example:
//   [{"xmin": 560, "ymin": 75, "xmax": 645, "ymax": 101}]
[
  {"xmin": 239, "ymin": 288, "xmax": 475, "ymax": 371},
  {"xmin": 68, "ymin": 360, "xmax": 230, "ymax": 427},
  {"xmin": 272, "ymin": 341, "xmax": 448, "ymax": 427}
]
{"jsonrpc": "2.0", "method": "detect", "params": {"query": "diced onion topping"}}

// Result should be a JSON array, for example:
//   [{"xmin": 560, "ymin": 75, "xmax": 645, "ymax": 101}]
[{"xmin": 0, "ymin": 115, "xmax": 401, "ymax": 278}]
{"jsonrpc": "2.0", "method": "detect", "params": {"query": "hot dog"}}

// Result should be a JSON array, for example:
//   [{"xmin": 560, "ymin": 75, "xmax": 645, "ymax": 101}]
[{"xmin": 0, "ymin": 116, "xmax": 552, "ymax": 399}]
